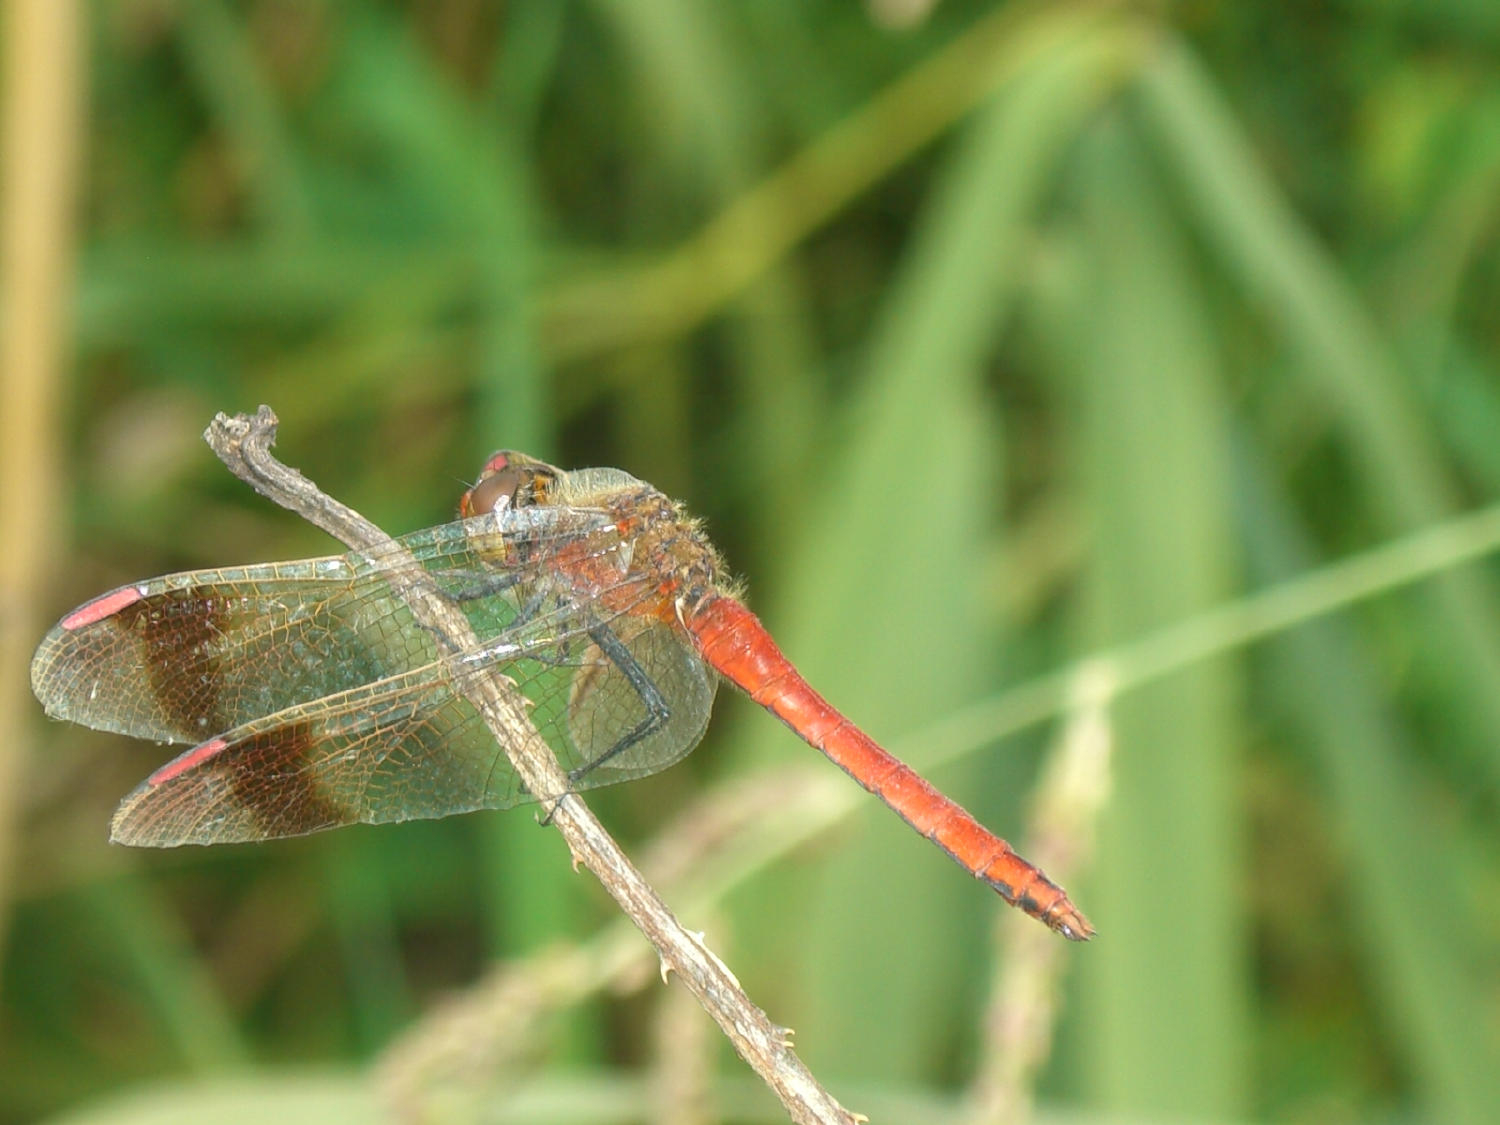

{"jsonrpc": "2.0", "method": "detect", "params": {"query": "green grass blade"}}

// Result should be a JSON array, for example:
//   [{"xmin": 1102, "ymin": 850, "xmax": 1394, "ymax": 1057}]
[
  {"xmin": 1136, "ymin": 35, "xmax": 1500, "ymax": 800},
  {"xmin": 1237, "ymin": 440, "xmax": 1500, "ymax": 1125},
  {"xmin": 1056, "ymin": 116, "xmax": 1246, "ymax": 1120},
  {"xmin": 86, "ymin": 879, "xmax": 250, "ymax": 1073},
  {"xmin": 175, "ymin": 1, "xmax": 314, "ymax": 235}
]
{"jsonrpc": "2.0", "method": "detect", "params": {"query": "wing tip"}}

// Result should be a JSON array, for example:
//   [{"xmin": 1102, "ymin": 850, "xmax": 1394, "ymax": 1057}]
[
  {"xmin": 110, "ymin": 787, "xmax": 200, "ymax": 848},
  {"xmin": 109, "ymin": 790, "xmax": 153, "ymax": 847},
  {"xmin": 111, "ymin": 738, "xmax": 235, "ymax": 847}
]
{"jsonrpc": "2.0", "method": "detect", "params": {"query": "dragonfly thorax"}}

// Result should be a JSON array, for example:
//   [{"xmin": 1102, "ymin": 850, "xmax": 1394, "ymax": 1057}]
[
  {"xmin": 464, "ymin": 453, "xmax": 730, "ymax": 615},
  {"xmin": 555, "ymin": 466, "xmax": 644, "ymax": 505},
  {"xmin": 595, "ymin": 482, "xmax": 731, "ymax": 618}
]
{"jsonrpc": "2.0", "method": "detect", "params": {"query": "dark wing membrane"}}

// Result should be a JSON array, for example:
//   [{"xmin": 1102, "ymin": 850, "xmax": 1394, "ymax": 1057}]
[
  {"xmin": 111, "ymin": 596, "xmax": 718, "ymax": 846},
  {"xmin": 31, "ymin": 507, "xmax": 616, "ymax": 744}
]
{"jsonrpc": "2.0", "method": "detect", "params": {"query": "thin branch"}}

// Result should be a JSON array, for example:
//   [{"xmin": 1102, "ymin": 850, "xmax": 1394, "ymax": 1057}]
[
  {"xmin": 202, "ymin": 407, "xmax": 859, "ymax": 1125},
  {"xmin": 0, "ymin": 0, "xmax": 80, "ymax": 969},
  {"xmin": 376, "ymin": 768, "xmax": 819, "ymax": 1109}
]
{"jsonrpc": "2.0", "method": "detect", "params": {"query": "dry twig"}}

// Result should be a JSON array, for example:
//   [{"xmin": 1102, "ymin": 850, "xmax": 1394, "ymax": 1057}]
[
  {"xmin": 375, "ymin": 767, "xmax": 821, "ymax": 1111},
  {"xmin": 203, "ymin": 407, "xmax": 859, "ymax": 1125}
]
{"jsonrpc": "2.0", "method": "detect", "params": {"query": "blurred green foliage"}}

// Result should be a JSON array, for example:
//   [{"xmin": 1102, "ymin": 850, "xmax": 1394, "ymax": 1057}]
[{"xmin": 7, "ymin": 1, "xmax": 1500, "ymax": 1122}]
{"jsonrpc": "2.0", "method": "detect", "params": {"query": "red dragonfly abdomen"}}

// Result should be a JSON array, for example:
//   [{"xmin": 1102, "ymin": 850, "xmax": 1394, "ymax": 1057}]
[{"xmin": 687, "ymin": 595, "xmax": 1093, "ymax": 941}]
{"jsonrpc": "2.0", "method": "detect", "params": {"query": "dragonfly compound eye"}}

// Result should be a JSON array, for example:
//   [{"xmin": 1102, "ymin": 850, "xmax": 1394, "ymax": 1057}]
[
  {"xmin": 463, "ymin": 465, "xmax": 527, "ymax": 516},
  {"xmin": 461, "ymin": 453, "xmax": 560, "ymax": 517}
]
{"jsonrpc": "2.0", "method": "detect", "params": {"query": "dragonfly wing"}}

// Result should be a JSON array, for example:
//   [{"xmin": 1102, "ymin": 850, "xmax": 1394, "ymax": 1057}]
[
  {"xmin": 110, "ymin": 663, "xmax": 490, "ymax": 844},
  {"xmin": 110, "ymin": 599, "xmax": 717, "ymax": 846},
  {"xmin": 561, "ymin": 614, "xmax": 717, "ymax": 787},
  {"xmin": 31, "ymin": 508, "xmax": 616, "ymax": 744},
  {"xmin": 31, "ymin": 557, "xmax": 433, "ymax": 746}
]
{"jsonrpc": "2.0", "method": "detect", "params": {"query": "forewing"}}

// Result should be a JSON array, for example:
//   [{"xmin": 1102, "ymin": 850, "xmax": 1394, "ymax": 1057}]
[{"xmin": 30, "ymin": 507, "xmax": 614, "ymax": 744}]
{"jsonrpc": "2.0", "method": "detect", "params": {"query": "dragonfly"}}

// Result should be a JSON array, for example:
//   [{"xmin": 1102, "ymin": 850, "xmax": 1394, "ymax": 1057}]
[{"xmin": 31, "ymin": 451, "xmax": 1092, "ymax": 940}]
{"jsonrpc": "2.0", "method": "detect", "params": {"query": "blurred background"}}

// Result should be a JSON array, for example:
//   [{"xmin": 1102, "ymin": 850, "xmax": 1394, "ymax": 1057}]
[{"xmin": 2, "ymin": 1, "xmax": 1498, "ymax": 1122}]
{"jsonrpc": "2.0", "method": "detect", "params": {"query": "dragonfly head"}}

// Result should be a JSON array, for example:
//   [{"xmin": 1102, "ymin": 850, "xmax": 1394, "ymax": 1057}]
[
  {"xmin": 460, "ymin": 451, "xmax": 562, "ymax": 518},
  {"xmin": 462, "ymin": 451, "xmax": 648, "ymax": 518}
]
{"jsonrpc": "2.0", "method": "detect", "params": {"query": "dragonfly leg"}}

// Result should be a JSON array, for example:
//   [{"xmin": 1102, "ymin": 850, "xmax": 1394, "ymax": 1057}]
[
  {"xmin": 437, "ymin": 569, "xmax": 527, "ymax": 603},
  {"xmin": 566, "ymin": 623, "xmax": 671, "ymax": 784}
]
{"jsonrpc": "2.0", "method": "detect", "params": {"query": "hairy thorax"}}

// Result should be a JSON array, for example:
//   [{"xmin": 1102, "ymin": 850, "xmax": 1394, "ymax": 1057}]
[{"xmin": 595, "ymin": 485, "xmax": 731, "ymax": 621}]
